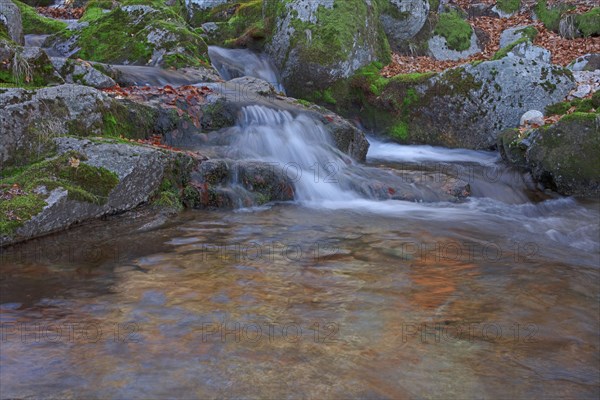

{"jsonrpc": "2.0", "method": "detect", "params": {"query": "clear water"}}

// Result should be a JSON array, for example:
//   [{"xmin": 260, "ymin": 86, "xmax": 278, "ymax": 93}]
[{"xmin": 1, "ymin": 46, "xmax": 598, "ymax": 399}]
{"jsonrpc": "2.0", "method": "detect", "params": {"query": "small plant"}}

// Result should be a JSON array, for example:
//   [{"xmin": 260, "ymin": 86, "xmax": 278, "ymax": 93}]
[
  {"xmin": 496, "ymin": 0, "xmax": 520, "ymax": 14},
  {"xmin": 11, "ymin": 50, "xmax": 33, "ymax": 84}
]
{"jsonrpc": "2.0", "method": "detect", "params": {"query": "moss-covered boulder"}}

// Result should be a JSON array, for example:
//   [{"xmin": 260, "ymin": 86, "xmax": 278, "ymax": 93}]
[
  {"xmin": 378, "ymin": 0, "xmax": 430, "ymax": 50},
  {"xmin": 13, "ymin": 0, "xmax": 68, "ymax": 35},
  {"xmin": 49, "ymin": 57, "xmax": 116, "ymax": 88},
  {"xmin": 500, "ymin": 113, "xmax": 600, "ymax": 198},
  {"xmin": 263, "ymin": 0, "xmax": 390, "ymax": 98},
  {"xmin": 185, "ymin": 0, "xmax": 267, "ymax": 48},
  {"xmin": 0, "ymin": 84, "xmax": 159, "ymax": 166},
  {"xmin": 0, "ymin": 136, "xmax": 198, "ymax": 246},
  {"xmin": 187, "ymin": 159, "xmax": 295, "ymax": 209},
  {"xmin": 527, "ymin": 113, "xmax": 600, "ymax": 197},
  {"xmin": 0, "ymin": 0, "xmax": 24, "ymax": 44},
  {"xmin": 320, "ymin": 57, "xmax": 576, "ymax": 149},
  {"xmin": 0, "ymin": 38, "xmax": 64, "ymax": 87},
  {"xmin": 46, "ymin": 0, "xmax": 209, "ymax": 69}
]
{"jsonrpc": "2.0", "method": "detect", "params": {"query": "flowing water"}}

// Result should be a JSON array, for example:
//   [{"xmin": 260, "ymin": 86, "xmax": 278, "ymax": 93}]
[
  {"xmin": 1, "ymin": 48, "xmax": 599, "ymax": 399},
  {"xmin": 208, "ymin": 46, "xmax": 285, "ymax": 93}
]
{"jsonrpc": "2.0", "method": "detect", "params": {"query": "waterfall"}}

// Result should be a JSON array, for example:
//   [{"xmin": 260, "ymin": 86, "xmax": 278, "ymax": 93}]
[
  {"xmin": 208, "ymin": 46, "xmax": 285, "ymax": 93},
  {"xmin": 232, "ymin": 105, "xmax": 359, "ymax": 201}
]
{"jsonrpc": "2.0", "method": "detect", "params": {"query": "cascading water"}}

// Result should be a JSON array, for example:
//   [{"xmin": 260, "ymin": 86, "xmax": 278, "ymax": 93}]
[
  {"xmin": 208, "ymin": 46, "xmax": 285, "ymax": 93},
  {"xmin": 230, "ymin": 105, "xmax": 359, "ymax": 201}
]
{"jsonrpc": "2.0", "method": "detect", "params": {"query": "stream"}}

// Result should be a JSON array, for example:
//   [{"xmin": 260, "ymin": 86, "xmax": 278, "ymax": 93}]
[{"xmin": 1, "ymin": 47, "xmax": 598, "ymax": 399}]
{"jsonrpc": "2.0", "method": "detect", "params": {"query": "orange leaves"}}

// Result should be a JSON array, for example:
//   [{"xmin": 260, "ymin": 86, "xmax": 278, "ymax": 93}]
[
  {"xmin": 382, "ymin": 4, "xmax": 600, "ymax": 77},
  {"xmin": 36, "ymin": 6, "xmax": 84, "ymax": 20}
]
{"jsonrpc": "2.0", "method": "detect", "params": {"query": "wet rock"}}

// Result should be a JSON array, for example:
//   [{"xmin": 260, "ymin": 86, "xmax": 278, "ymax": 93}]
[
  {"xmin": 188, "ymin": 158, "xmax": 295, "ymax": 208},
  {"xmin": 0, "ymin": 0, "xmax": 24, "ymax": 44}
]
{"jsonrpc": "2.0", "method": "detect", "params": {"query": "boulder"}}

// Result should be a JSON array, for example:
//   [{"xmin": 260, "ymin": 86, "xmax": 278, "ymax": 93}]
[
  {"xmin": 264, "ymin": 0, "xmax": 390, "ymax": 98},
  {"xmin": 0, "ymin": 84, "xmax": 159, "ymax": 166},
  {"xmin": 520, "ymin": 110, "xmax": 545, "ymax": 127},
  {"xmin": 409, "ymin": 59, "xmax": 575, "ymax": 148},
  {"xmin": 499, "ymin": 25, "xmax": 535, "ymax": 49},
  {"xmin": 46, "ymin": 2, "xmax": 209, "ymax": 69},
  {"xmin": 0, "ymin": 0, "xmax": 24, "ymax": 44},
  {"xmin": 500, "ymin": 113, "xmax": 600, "ymax": 198},
  {"xmin": 428, "ymin": 31, "xmax": 481, "ymax": 61},
  {"xmin": 0, "ymin": 41, "xmax": 63, "ymax": 86},
  {"xmin": 187, "ymin": 158, "xmax": 295, "ymax": 208},
  {"xmin": 569, "ymin": 53, "xmax": 600, "ymax": 72},
  {"xmin": 0, "ymin": 136, "xmax": 197, "ymax": 246},
  {"xmin": 507, "ymin": 42, "xmax": 551, "ymax": 64},
  {"xmin": 50, "ymin": 57, "xmax": 116, "ymax": 89},
  {"xmin": 337, "ymin": 58, "xmax": 576, "ymax": 149},
  {"xmin": 379, "ymin": 0, "xmax": 430, "ymax": 49}
]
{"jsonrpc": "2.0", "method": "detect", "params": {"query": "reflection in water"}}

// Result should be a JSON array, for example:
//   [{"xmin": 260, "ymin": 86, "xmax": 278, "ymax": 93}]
[{"xmin": 1, "ymin": 194, "xmax": 599, "ymax": 398}]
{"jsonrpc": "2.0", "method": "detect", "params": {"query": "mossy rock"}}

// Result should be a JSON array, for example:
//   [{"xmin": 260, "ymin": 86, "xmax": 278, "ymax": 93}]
[
  {"xmin": 13, "ymin": 0, "xmax": 68, "ymax": 35},
  {"xmin": 433, "ymin": 9, "xmax": 472, "ymax": 51},
  {"xmin": 527, "ymin": 113, "xmax": 600, "ymax": 197},
  {"xmin": 264, "ymin": 0, "xmax": 391, "ymax": 98},
  {"xmin": 575, "ymin": 7, "xmax": 600, "ymax": 37},
  {"xmin": 47, "ymin": 1, "xmax": 209, "ymax": 68},
  {"xmin": 0, "ymin": 151, "xmax": 119, "ymax": 237},
  {"xmin": 0, "ymin": 40, "xmax": 63, "ymax": 88}
]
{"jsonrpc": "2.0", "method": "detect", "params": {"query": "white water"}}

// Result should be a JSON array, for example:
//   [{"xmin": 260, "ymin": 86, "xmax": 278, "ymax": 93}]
[
  {"xmin": 367, "ymin": 137, "xmax": 499, "ymax": 164},
  {"xmin": 232, "ymin": 105, "xmax": 358, "ymax": 201},
  {"xmin": 208, "ymin": 46, "xmax": 285, "ymax": 93}
]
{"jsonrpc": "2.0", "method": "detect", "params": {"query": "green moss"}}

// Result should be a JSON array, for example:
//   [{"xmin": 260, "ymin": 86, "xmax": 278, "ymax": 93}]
[
  {"xmin": 390, "ymin": 122, "xmax": 409, "ymax": 140},
  {"xmin": 576, "ymin": 7, "xmax": 600, "ymax": 37},
  {"xmin": 0, "ymin": 24, "xmax": 10, "ymax": 41},
  {"xmin": 429, "ymin": 0, "xmax": 440, "ymax": 13},
  {"xmin": 13, "ymin": 1, "xmax": 68, "ymax": 35},
  {"xmin": 0, "ymin": 152, "xmax": 120, "ymax": 237},
  {"xmin": 151, "ymin": 152, "xmax": 195, "ymax": 211},
  {"xmin": 285, "ymin": 0, "xmax": 390, "ymax": 71},
  {"xmin": 497, "ymin": 0, "xmax": 520, "ymax": 14},
  {"xmin": 592, "ymin": 90, "xmax": 600, "ymax": 108},
  {"xmin": 434, "ymin": 10, "xmax": 472, "ymax": 51},
  {"xmin": 70, "ymin": 2, "xmax": 207, "ymax": 67},
  {"xmin": 534, "ymin": 0, "xmax": 572, "ymax": 32},
  {"xmin": 491, "ymin": 26, "xmax": 537, "ymax": 60},
  {"xmin": 546, "ymin": 97, "xmax": 598, "ymax": 116}
]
